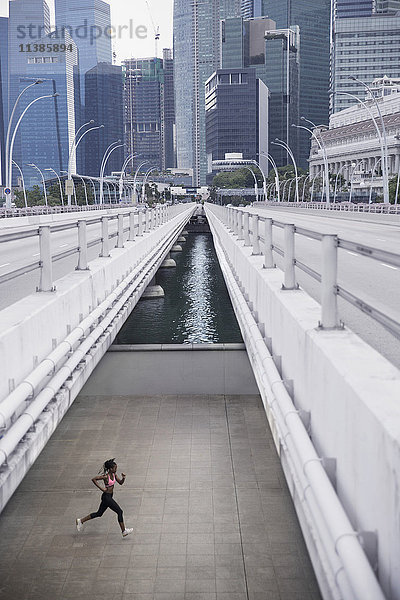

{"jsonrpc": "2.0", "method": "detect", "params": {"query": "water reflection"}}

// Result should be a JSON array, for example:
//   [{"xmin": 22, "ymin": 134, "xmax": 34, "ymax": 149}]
[{"xmin": 115, "ymin": 233, "xmax": 242, "ymax": 345}]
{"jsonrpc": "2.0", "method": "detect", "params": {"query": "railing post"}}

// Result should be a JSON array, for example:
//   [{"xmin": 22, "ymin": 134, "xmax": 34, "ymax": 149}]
[
  {"xmin": 321, "ymin": 234, "xmax": 340, "ymax": 329},
  {"xmin": 227, "ymin": 207, "xmax": 232, "ymax": 230},
  {"xmin": 129, "ymin": 211, "xmax": 136, "ymax": 242},
  {"xmin": 252, "ymin": 214, "xmax": 261, "ymax": 255},
  {"xmin": 100, "ymin": 216, "xmax": 110, "ymax": 257},
  {"xmin": 76, "ymin": 220, "xmax": 89, "ymax": 271},
  {"xmin": 237, "ymin": 211, "xmax": 244, "ymax": 241},
  {"xmin": 117, "ymin": 214, "xmax": 124, "ymax": 248},
  {"xmin": 263, "ymin": 218, "xmax": 274, "ymax": 269},
  {"xmin": 38, "ymin": 225, "xmax": 54, "ymax": 292},
  {"xmin": 145, "ymin": 209, "xmax": 150, "ymax": 232},
  {"xmin": 138, "ymin": 210, "xmax": 144, "ymax": 236},
  {"xmin": 282, "ymin": 224, "xmax": 296, "ymax": 290},
  {"xmin": 243, "ymin": 212, "xmax": 251, "ymax": 246}
]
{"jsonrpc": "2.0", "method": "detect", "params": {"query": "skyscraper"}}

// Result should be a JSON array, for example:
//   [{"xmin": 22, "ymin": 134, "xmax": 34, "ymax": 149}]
[
  {"xmin": 241, "ymin": 0, "xmax": 262, "ymax": 18},
  {"xmin": 260, "ymin": 0, "xmax": 331, "ymax": 167},
  {"xmin": 84, "ymin": 62, "xmax": 124, "ymax": 177},
  {"xmin": 221, "ymin": 16, "xmax": 300, "ymax": 169},
  {"xmin": 205, "ymin": 68, "xmax": 268, "ymax": 175},
  {"xmin": 54, "ymin": 0, "xmax": 112, "ymax": 101},
  {"xmin": 124, "ymin": 53, "xmax": 175, "ymax": 172},
  {"xmin": 174, "ymin": 0, "xmax": 241, "ymax": 186}
]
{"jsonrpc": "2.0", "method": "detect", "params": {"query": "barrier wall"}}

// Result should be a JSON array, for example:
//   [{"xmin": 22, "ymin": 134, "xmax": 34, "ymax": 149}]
[
  {"xmin": 82, "ymin": 344, "xmax": 259, "ymax": 397},
  {"xmin": 206, "ymin": 204, "xmax": 400, "ymax": 600}
]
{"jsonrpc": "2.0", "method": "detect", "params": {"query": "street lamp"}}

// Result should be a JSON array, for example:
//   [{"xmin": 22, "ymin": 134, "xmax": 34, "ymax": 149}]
[
  {"xmin": 349, "ymin": 161, "xmax": 363, "ymax": 203},
  {"xmin": 27, "ymin": 163, "xmax": 48, "ymax": 206},
  {"xmin": 333, "ymin": 88, "xmax": 389, "ymax": 204},
  {"xmin": 293, "ymin": 122, "xmax": 330, "ymax": 204},
  {"xmin": 260, "ymin": 151, "xmax": 281, "ymax": 202},
  {"xmin": 99, "ymin": 141, "xmax": 124, "ymax": 204},
  {"xmin": 133, "ymin": 161, "xmax": 150, "ymax": 203},
  {"xmin": 119, "ymin": 152, "xmax": 140, "ymax": 201},
  {"xmin": 5, "ymin": 79, "xmax": 43, "ymax": 208},
  {"xmin": 74, "ymin": 174, "xmax": 89, "ymax": 206},
  {"xmin": 67, "ymin": 124, "xmax": 104, "ymax": 206},
  {"xmin": 12, "ymin": 160, "xmax": 27, "ymax": 208},
  {"xmin": 334, "ymin": 163, "xmax": 348, "ymax": 203},
  {"xmin": 7, "ymin": 92, "xmax": 57, "ymax": 208},
  {"xmin": 272, "ymin": 138, "xmax": 300, "ymax": 203},
  {"xmin": 45, "ymin": 168, "xmax": 64, "ymax": 206},
  {"xmin": 369, "ymin": 157, "xmax": 381, "ymax": 204}
]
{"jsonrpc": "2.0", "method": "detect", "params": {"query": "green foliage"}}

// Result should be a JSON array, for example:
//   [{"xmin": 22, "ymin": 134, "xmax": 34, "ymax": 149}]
[
  {"xmin": 389, "ymin": 175, "xmax": 400, "ymax": 205},
  {"xmin": 212, "ymin": 167, "xmax": 263, "ymax": 189}
]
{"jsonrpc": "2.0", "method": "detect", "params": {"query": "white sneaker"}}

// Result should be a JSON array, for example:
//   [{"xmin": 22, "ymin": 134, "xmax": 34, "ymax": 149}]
[
  {"xmin": 76, "ymin": 518, "xmax": 83, "ymax": 532},
  {"xmin": 122, "ymin": 528, "xmax": 133, "ymax": 537}
]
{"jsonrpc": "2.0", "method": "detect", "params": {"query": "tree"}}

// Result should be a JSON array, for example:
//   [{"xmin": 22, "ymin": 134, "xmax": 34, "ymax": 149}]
[{"xmin": 389, "ymin": 175, "xmax": 400, "ymax": 205}]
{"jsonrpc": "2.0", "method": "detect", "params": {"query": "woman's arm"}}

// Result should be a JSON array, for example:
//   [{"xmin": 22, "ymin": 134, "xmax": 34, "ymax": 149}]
[
  {"xmin": 92, "ymin": 475, "xmax": 107, "ymax": 492},
  {"xmin": 116, "ymin": 472, "xmax": 126, "ymax": 485}
]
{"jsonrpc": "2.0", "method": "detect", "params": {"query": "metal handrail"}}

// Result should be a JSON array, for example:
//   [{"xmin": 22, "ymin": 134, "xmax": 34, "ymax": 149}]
[{"xmin": 218, "ymin": 204, "xmax": 400, "ymax": 339}]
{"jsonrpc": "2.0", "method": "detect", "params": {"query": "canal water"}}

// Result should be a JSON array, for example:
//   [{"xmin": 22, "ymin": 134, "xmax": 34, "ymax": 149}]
[{"xmin": 115, "ymin": 232, "xmax": 243, "ymax": 344}]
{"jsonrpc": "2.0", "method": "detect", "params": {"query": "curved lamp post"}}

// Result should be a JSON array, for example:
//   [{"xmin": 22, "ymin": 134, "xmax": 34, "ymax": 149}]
[
  {"xmin": 133, "ymin": 161, "xmax": 150, "ymax": 203},
  {"xmin": 260, "ymin": 151, "xmax": 281, "ymax": 202},
  {"xmin": 7, "ymin": 92, "xmax": 57, "ymax": 208},
  {"xmin": 334, "ymin": 163, "xmax": 348, "ymax": 203},
  {"xmin": 5, "ymin": 79, "xmax": 43, "ymax": 208},
  {"xmin": 99, "ymin": 141, "xmax": 123, "ymax": 205},
  {"xmin": 12, "ymin": 160, "xmax": 27, "ymax": 208},
  {"xmin": 293, "ymin": 122, "xmax": 330, "ymax": 204},
  {"xmin": 27, "ymin": 162, "xmax": 48, "ymax": 206},
  {"xmin": 141, "ymin": 167, "xmax": 158, "ymax": 203},
  {"xmin": 45, "ymin": 168, "xmax": 64, "ymax": 206},
  {"xmin": 67, "ymin": 124, "xmax": 104, "ymax": 205},
  {"xmin": 272, "ymin": 138, "xmax": 300, "ymax": 203}
]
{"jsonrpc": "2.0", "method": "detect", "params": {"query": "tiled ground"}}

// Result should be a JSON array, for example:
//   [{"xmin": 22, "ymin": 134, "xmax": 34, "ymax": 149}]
[{"xmin": 0, "ymin": 395, "xmax": 321, "ymax": 600}]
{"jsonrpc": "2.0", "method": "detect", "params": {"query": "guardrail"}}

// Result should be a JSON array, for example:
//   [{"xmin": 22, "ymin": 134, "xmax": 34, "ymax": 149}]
[
  {"xmin": 215, "ymin": 205, "xmax": 400, "ymax": 339},
  {"xmin": 0, "ymin": 205, "xmax": 182, "ymax": 293},
  {"xmin": 256, "ymin": 201, "xmax": 400, "ymax": 214},
  {"xmin": 0, "ymin": 202, "xmax": 138, "ymax": 219}
]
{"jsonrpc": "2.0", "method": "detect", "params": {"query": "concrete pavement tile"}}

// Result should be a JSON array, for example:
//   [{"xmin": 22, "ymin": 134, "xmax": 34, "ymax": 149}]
[
  {"xmin": 123, "ymin": 579, "xmax": 155, "ymax": 594},
  {"xmin": 154, "ymin": 578, "xmax": 186, "ymax": 593}
]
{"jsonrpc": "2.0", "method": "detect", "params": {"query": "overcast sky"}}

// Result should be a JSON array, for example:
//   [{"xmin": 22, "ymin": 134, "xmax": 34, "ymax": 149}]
[{"xmin": 0, "ymin": 0, "xmax": 174, "ymax": 63}]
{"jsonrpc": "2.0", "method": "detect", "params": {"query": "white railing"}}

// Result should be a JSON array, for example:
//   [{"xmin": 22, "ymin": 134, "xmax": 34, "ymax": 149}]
[
  {"xmin": 218, "ymin": 205, "xmax": 400, "ymax": 339},
  {"xmin": 0, "ymin": 203, "xmax": 195, "ymax": 511},
  {"xmin": 206, "ymin": 203, "xmax": 388, "ymax": 600},
  {"xmin": 0, "ymin": 205, "xmax": 184, "ymax": 294},
  {"xmin": 256, "ymin": 201, "xmax": 400, "ymax": 215},
  {"xmin": 0, "ymin": 202, "xmax": 135, "ymax": 219}
]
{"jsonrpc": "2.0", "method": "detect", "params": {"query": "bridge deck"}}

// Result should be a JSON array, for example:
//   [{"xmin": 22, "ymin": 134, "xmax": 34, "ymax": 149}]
[{"xmin": 0, "ymin": 394, "xmax": 321, "ymax": 600}]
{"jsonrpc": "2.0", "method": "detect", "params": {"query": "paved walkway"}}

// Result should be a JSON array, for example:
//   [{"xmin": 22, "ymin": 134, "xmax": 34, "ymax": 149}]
[{"xmin": 0, "ymin": 394, "xmax": 321, "ymax": 600}]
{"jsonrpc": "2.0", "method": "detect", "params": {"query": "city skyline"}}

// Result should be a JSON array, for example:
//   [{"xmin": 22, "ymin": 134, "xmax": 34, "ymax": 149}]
[{"xmin": 0, "ymin": 0, "xmax": 174, "ymax": 62}]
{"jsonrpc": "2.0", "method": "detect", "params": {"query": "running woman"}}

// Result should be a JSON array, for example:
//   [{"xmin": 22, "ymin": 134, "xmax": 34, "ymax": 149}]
[{"xmin": 76, "ymin": 458, "xmax": 133, "ymax": 537}]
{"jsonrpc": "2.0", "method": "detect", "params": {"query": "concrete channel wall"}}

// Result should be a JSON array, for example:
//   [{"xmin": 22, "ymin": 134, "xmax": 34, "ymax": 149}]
[
  {"xmin": 82, "ymin": 344, "xmax": 259, "ymax": 397},
  {"xmin": 206, "ymin": 205, "xmax": 400, "ymax": 600},
  {"xmin": 0, "ymin": 205, "xmax": 195, "ymax": 514}
]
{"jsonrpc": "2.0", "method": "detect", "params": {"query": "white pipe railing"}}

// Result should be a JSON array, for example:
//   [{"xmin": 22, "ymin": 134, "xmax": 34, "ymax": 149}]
[
  {"xmin": 0, "ymin": 204, "xmax": 194, "ymax": 466},
  {"xmin": 206, "ymin": 204, "xmax": 386, "ymax": 600}
]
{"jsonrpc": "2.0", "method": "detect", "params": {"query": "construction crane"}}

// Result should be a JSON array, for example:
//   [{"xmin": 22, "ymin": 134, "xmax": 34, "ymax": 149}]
[{"xmin": 145, "ymin": 0, "xmax": 160, "ymax": 57}]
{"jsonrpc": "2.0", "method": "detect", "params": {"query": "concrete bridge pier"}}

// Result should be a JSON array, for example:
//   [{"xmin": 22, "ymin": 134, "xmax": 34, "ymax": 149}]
[
  {"xmin": 160, "ymin": 252, "xmax": 176, "ymax": 268},
  {"xmin": 141, "ymin": 275, "xmax": 165, "ymax": 299}
]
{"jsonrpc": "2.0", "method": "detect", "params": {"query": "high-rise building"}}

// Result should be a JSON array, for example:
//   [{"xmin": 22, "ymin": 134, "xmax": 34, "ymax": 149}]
[
  {"xmin": 260, "ymin": 0, "xmax": 331, "ymax": 167},
  {"xmin": 16, "ymin": 32, "xmax": 80, "ymax": 188},
  {"xmin": 0, "ymin": 17, "xmax": 8, "ymax": 185},
  {"xmin": 205, "ymin": 68, "xmax": 268, "ymax": 177},
  {"xmin": 123, "ymin": 53, "xmax": 175, "ymax": 172},
  {"xmin": 221, "ymin": 16, "xmax": 300, "ymax": 169},
  {"xmin": 54, "ymin": 0, "xmax": 112, "ymax": 102},
  {"xmin": 173, "ymin": 0, "xmax": 241, "ymax": 186},
  {"xmin": 84, "ymin": 62, "xmax": 124, "ymax": 177},
  {"xmin": 7, "ymin": 0, "xmax": 81, "ymax": 186},
  {"xmin": 376, "ymin": 0, "xmax": 400, "ymax": 13},
  {"xmin": 332, "ymin": 14, "xmax": 400, "ymax": 112}
]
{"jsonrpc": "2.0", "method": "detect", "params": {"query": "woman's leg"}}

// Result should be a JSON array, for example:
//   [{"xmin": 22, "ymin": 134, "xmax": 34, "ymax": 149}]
[
  {"xmin": 82, "ymin": 494, "xmax": 108, "ymax": 523},
  {"xmin": 107, "ymin": 496, "xmax": 125, "ymax": 532}
]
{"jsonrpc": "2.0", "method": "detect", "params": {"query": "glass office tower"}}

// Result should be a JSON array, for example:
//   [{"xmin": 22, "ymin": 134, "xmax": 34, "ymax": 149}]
[
  {"xmin": 84, "ymin": 63, "xmax": 124, "ymax": 177},
  {"xmin": 174, "ymin": 0, "xmax": 241, "ymax": 185},
  {"xmin": 261, "ymin": 0, "xmax": 330, "ymax": 168},
  {"xmin": 54, "ymin": 0, "xmax": 112, "ymax": 102},
  {"xmin": 124, "ymin": 55, "xmax": 175, "ymax": 173},
  {"xmin": 205, "ymin": 68, "xmax": 268, "ymax": 175},
  {"xmin": 17, "ymin": 33, "xmax": 80, "ymax": 188}
]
